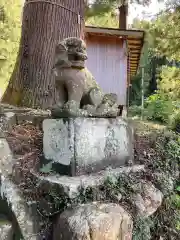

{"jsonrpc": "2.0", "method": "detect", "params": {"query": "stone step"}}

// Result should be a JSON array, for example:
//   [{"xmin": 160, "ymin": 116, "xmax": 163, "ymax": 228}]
[
  {"xmin": 35, "ymin": 165, "xmax": 145, "ymax": 199},
  {"xmin": 0, "ymin": 176, "xmax": 42, "ymax": 240}
]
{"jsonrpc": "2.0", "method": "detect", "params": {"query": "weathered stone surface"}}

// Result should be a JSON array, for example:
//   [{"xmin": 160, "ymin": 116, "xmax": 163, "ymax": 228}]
[
  {"xmin": 0, "ymin": 104, "xmax": 51, "ymax": 134},
  {"xmin": 43, "ymin": 119, "xmax": 74, "ymax": 170},
  {"xmin": 0, "ymin": 103, "xmax": 45, "ymax": 114},
  {"xmin": 0, "ymin": 112, "xmax": 15, "ymax": 138},
  {"xmin": 0, "ymin": 105, "xmax": 5, "ymax": 116},
  {"xmin": 16, "ymin": 112, "xmax": 51, "ymax": 127},
  {"xmin": 4, "ymin": 112, "xmax": 16, "ymax": 126},
  {"xmin": 35, "ymin": 165, "xmax": 145, "ymax": 199},
  {"xmin": 59, "ymin": 37, "xmax": 88, "ymax": 68},
  {"xmin": 153, "ymin": 172, "xmax": 175, "ymax": 196},
  {"xmin": 0, "ymin": 220, "xmax": 14, "ymax": 240},
  {"xmin": 131, "ymin": 181, "xmax": 163, "ymax": 217},
  {"xmin": 43, "ymin": 117, "xmax": 134, "ymax": 176},
  {"xmin": 53, "ymin": 202, "xmax": 133, "ymax": 240},
  {"xmin": 0, "ymin": 116, "xmax": 7, "ymax": 138},
  {"xmin": 52, "ymin": 37, "xmax": 120, "ymax": 118},
  {"xmin": 0, "ymin": 175, "xmax": 42, "ymax": 240},
  {"xmin": 0, "ymin": 197, "xmax": 23, "ymax": 240},
  {"xmin": 0, "ymin": 139, "xmax": 15, "ymax": 176},
  {"xmin": 0, "ymin": 107, "xmax": 50, "ymax": 137},
  {"xmin": 97, "ymin": 100, "xmax": 119, "ymax": 116}
]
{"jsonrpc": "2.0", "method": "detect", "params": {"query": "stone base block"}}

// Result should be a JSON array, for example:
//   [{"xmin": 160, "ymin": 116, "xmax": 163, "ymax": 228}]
[{"xmin": 43, "ymin": 117, "xmax": 134, "ymax": 176}]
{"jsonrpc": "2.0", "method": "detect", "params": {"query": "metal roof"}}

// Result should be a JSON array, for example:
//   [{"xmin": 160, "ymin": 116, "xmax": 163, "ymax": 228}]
[{"xmin": 85, "ymin": 26, "xmax": 145, "ymax": 78}]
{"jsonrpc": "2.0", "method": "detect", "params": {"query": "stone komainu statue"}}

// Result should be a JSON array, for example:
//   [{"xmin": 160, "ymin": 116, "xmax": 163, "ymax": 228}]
[{"xmin": 52, "ymin": 37, "xmax": 119, "ymax": 118}]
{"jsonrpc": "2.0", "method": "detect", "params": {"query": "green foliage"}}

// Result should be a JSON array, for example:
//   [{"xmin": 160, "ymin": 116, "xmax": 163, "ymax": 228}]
[
  {"xmin": 149, "ymin": 8, "xmax": 180, "ymax": 60},
  {"xmin": 145, "ymin": 93, "xmax": 174, "ymax": 123},
  {"xmin": 158, "ymin": 66, "xmax": 180, "ymax": 100},
  {"xmin": 130, "ymin": 74, "xmax": 142, "ymax": 105},
  {"xmin": 141, "ymin": 66, "xmax": 180, "ymax": 127},
  {"xmin": 85, "ymin": 0, "xmax": 118, "ymax": 19},
  {"xmin": 0, "ymin": 0, "xmax": 21, "ymax": 92},
  {"xmin": 132, "ymin": 217, "xmax": 153, "ymax": 240},
  {"xmin": 177, "ymin": 186, "xmax": 180, "ymax": 192},
  {"xmin": 103, "ymin": 173, "xmax": 138, "ymax": 198},
  {"xmin": 156, "ymin": 129, "xmax": 180, "ymax": 160},
  {"xmin": 166, "ymin": 136, "xmax": 180, "ymax": 163},
  {"xmin": 130, "ymin": 9, "xmax": 180, "ymax": 106},
  {"xmin": 85, "ymin": 0, "xmax": 154, "ymax": 19},
  {"xmin": 142, "ymin": 128, "xmax": 180, "ymax": 178},
  {"xmin": 130, "ymin": 19, "xmax": 157, "ymax": 105},
  {"xmin": 134, "ymin": 121, "xmax": 180, "ymax": 237},
  {"xmin": 145, "ymin": 1, "xmax": 180, "ymax": 61},
  {"xmin": 86, "ymin": 11, "xmax": 118, "ymax": 28},
  {"xmin": 128, "ymin": 105, "xmax": 142, "ymax": 117},
  {"xmin": 153, "ymin": 196, "xmax": 180, "ymax": 239},
  {"xmin": 171, "ymin": 194, "xmax": 180, "ymax": 209},
  {"xmin": 86, "ymin": 1, "xmax": 155, "ymax": 28}
]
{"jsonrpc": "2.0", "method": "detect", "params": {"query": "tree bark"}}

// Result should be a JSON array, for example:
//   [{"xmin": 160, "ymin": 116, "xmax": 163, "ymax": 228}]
[{"xmin": 2, "ymin": 0, "xmax": 85, "ymax": 109}]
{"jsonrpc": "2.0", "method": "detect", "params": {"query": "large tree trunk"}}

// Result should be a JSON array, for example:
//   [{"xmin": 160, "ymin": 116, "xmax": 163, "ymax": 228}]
[{"xmin": 2, "ymin": 0, "xmax": 85, "ymax": 109}]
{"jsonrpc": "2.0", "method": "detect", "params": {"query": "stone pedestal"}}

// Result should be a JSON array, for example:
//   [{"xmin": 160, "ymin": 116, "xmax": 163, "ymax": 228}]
[{"xmin": 42, "ymin": 117, "xmax": 133, "ymax": 176}]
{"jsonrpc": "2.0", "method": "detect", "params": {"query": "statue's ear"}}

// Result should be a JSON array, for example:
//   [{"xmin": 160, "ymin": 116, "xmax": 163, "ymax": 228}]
[
  {"xmin": 54, "ymin": 43, "xmax": 71, "ymax": 68},
  {"xmin": 55, "ymin": 43, "xmax": 67, "ymax": 55}
]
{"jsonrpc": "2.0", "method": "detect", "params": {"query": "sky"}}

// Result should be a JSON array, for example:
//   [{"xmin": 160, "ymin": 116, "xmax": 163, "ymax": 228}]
[{"xmin": 128, "ymin": 0, "xmax": 165, "ymax": 25}]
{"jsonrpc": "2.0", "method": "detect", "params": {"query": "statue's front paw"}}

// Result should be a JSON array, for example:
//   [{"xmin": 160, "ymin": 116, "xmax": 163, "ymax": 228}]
[
  {"xmin": 63, "ymin": 100, "xmax": 79, "ymax": 110},
  {"xmin": 102, "ymin": 93, "xmax": 118, "ymax": 107},
  {"xmin": 95, "ymin": 103, "xmax": 119, "ymax": 117},
  {"xmin": 96, "ymin": 103, "xmax": 109, "ymax": 116},
  {"xmin": 82, "ymin": 104, "xmax": 96, "ymax": 116},
  {"xmin": 62, "ymin": 100, "xmax": 80, "ymax": 117},
  {"xmin": 63, "ymin": 101, "xmax": 89, "ymax": 117},
  {"xmin": 51, "ymin": 101, "xmax": 78, "ymax": 118}
]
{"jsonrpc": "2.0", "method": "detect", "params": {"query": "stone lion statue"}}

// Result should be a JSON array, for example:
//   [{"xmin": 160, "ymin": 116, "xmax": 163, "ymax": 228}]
[{"xmin": 51, "ymin": 37, "xmax": 119, "ymax": 118}]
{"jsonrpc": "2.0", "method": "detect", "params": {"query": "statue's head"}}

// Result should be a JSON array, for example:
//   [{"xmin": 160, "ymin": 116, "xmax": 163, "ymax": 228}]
[
  {"xmin": 53, "ymin": 37, "xmax": 88, "ymax": 72},
  {"xmin": 62, "ymin": 37, "xmax": 88, "ymax": 62}
]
